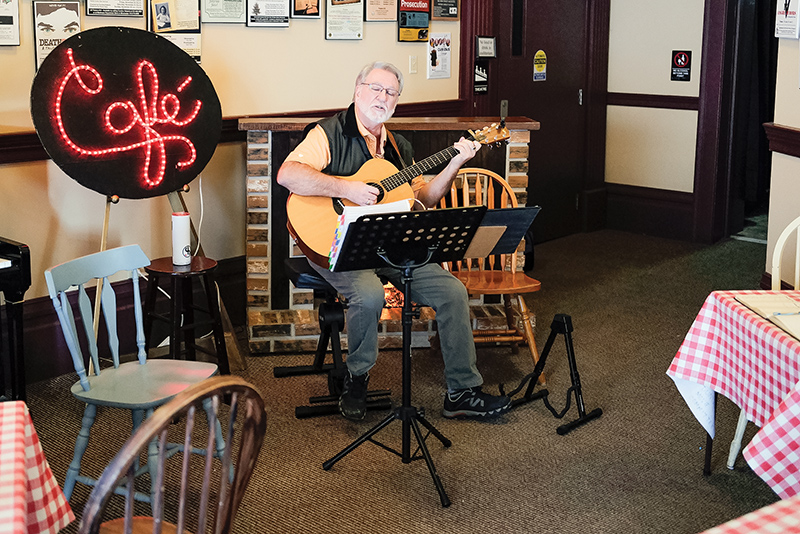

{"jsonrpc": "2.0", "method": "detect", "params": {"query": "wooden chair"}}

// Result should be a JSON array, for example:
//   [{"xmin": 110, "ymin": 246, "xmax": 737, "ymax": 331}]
[
  {"xmin": 437, "ymin": 167, "xmax": 543, "ymax": 378},
  {"xmin": 45, "ymin": 245, "xmax": 223, "ymax": 504},
  {"xmin": 77, "ymin": 375, "xmax": 267, "ymax": 534},
  {"xmin": 727, "ymin": 213, "xmax": 800, "ymax": 469}
]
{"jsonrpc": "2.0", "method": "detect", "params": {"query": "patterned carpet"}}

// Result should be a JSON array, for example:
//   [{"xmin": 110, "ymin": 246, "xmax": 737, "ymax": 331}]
[{"xmin": 29, "ymin": 230, "xmax": 779, "ymax": 534}]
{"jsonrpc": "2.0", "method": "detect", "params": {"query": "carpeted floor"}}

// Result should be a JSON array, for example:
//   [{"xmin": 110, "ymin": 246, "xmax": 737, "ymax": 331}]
[{"xmin": 30, "ymin": 229, "xmax": 780, "ymax": 533}]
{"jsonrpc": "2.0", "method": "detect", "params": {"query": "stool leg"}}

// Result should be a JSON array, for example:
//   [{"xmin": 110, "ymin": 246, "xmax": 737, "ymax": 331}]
[
  {"xmin": 182, "ymin": 276, "xmax": 196, "ymax": 361},
  {"xmin": 202, "ymin": 275, "xmax": 230, "ymax": 375},
  {"xmin": 143, "ymin": 276, "xmax": 159, "ymax": 356},
  {"xmin": 170, "ymin": 277, "xmax": 182, "ymax": 360}
]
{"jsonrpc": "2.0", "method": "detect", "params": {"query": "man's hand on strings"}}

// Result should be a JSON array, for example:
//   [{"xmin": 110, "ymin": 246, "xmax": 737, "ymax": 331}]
[{"xmin": 344, "ymin": 180, "xmax": 381, "ymax": 206}]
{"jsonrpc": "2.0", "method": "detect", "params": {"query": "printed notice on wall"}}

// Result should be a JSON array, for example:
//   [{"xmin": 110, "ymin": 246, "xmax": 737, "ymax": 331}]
[
  {"xmin": 427, "ymin": 32, "xmax": 450, "ymax": 79},
  {"xmin": 0, "ymin": 0, "xmax": 20, "ymax": 45},
  {"xmin": 776, "ymin": 0, "xmax": 799, "ymax": 39}
]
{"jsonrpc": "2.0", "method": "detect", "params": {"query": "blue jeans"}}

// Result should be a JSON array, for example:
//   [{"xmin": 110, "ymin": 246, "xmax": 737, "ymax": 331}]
[{"xmin": 310, "ymin": 261, "xmax": 483, "ymax": 391}]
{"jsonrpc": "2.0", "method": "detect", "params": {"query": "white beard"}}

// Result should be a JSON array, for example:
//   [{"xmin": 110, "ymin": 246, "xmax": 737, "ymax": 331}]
[{"xmin": 365, "ymin": 104, "xmax": 395, "ymax": 124}]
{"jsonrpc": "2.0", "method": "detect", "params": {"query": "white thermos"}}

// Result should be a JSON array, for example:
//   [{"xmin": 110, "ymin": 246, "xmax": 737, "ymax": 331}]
[{"xmin": 172, "ymin": 212, "xmax": 191, "ymax": 265}]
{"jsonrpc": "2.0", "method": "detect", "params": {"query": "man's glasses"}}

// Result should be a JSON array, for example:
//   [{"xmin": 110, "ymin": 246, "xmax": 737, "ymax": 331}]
[{"xmin": 360, "ymin": 83, "xmax": 400, "ymax": 98}]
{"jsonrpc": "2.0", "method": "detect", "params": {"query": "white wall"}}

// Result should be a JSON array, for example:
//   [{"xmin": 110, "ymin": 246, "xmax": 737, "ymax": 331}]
[
  {"xmin": 605, "ymin": 0, "xmax": 704, "ymax": 192},
  {"xmin": 767, "ymin": 38, "xmax": 800, "ymax": 279},
  {"xmin": 0, "ymin": 1, "xmax": 462, "ymax": 298}
]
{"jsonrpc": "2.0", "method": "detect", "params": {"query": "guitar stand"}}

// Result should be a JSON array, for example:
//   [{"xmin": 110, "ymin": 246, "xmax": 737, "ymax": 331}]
[
  {"xmin": 502, "ymin": 313, "xmax": 603, "ymax": 435},
  {"xmin": 322, "ymin": 250, "xmax": 452, "ymax": 507}
]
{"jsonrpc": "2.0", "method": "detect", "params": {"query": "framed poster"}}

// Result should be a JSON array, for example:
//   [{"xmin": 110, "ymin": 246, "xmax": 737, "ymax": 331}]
[
  {"xmin": 364, "ymin": 0, "xmax": 394, "ymax": 21},
  {"xmin": 201, "ymin": 0, "xmax": 246, "ymax": 23},
  {"xmin": 33, "ymin": 1, "xmax": 81, "ymax": 69},
  {"xmin": 86, "ymin": 0, "xmax": 144, "ymax": 17},
  {"xmin": 326, "ymin": 0, "xmax": 362, "ymax": 39},
  {"xmin": 431, "ymin": 0, "xmax": 457, "ymax": 20},
  {"xmin": 247, "ymin": 0, "xmax": 289, "ymax": 26},
  {"xmin": 397, "ymin": 0, "xmax": 428, "ymax": 42},
  {"xmin": 149, "ymin": 0, "xmax": 199, "ymax": 32},
  {"xmin": 0, "ymin": 0, "xmax": 21, "ymax": 45},
  {"xmin": 291, "ymin": 0, "xmax": 320, "ymax": 17}
]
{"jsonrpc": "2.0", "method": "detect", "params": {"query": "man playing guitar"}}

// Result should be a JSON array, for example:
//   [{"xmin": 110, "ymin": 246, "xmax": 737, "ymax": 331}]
[{"xmin": 277, "ymin": 61, "xmax": 510, "ymax": 421}]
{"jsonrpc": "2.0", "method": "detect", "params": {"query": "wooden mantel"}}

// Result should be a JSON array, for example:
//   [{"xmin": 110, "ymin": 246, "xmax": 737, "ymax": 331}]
[{"xmin": 238, "ymin": 115, "xmax": 540, "ymax": 354}]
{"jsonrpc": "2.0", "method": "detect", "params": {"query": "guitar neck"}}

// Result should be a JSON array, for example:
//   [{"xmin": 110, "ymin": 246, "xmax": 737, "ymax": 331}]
[{"xmin": 381, "ymin": 145, "xmax": 461, "ymax": 192}]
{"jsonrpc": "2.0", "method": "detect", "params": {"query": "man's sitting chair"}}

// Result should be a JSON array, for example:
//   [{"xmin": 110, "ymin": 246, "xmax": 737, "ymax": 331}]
[
  {"xmin": 45, "ymin": 244, "xmax": 224, "ymax": 504},
  {"xmin": 77, "ymin": 375, "xmax": 266, "ymax": 534},
  {"xmin": 437, "ymin": 167, "xmax": 543, "ymax": 379},
  {"xmin": 277, "ymin": 257, "xmax": 391, "ymax": 418}
]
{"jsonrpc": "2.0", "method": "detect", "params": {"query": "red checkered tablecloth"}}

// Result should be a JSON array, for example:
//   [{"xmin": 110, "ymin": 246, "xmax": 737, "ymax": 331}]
[
  {"xmin": 0, "ymin": 401, "xmax": 73, "ymax": 533},
  {"xmin": 701, "ymin": 494, "xmax": 800, "ymax": 533},
  {"xmin": 667, "ymin": 290, "xmax": 800, "ymax": 499}
]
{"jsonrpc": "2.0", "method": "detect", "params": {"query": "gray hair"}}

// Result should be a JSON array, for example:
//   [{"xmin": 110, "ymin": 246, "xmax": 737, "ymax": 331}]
[{"xmin": 354, "ymin": 61, "xmax": 404, "ymax": 100}]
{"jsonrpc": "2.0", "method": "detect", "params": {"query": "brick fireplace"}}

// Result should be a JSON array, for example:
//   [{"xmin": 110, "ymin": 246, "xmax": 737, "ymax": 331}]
[{"xmin": 237, "ymin": 116, "xmax": 540, "ymax": 354}]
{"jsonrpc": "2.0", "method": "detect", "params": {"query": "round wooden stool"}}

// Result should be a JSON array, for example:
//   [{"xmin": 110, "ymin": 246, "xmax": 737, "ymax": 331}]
[{"xmin": 143, "ymin": 256, "xmax": 230, "ymax": 374}]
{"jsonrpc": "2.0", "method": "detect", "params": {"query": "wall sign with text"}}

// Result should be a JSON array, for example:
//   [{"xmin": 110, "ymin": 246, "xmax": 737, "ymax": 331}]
[
  {"xmin": 30, "ymin": 26, "xmax": 222, "ymax": 199},
  {"xmin": 671, "ymin": 50, "xmax": 691, "ymax": 82},
  {"xmin": 398, "ymin": 0, "xmax": 429, "ymax": 42}
]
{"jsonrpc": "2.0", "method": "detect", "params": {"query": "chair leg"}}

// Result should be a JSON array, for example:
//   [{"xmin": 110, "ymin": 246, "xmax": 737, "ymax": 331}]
[
  {"xmin": 131, "ymin": 409, "xmax": 145, "ymax": 473},
  {"xmin": 503, "ymin": 295, "xmax": 520, "ymax": 354},
  {"xmin": 64, "ymin": 403, "xmax": 97, "ymax": 501},
  {"xmin": 202, "ymin": 397, "xmax": 231, "ymax": 481},
  {"xmin": 727, "ymin": 409, "xmax": 749, "ymax": 469},
  {"xmin": 516, "ymin": 295, "xmax": 545, "ymax": 385}
]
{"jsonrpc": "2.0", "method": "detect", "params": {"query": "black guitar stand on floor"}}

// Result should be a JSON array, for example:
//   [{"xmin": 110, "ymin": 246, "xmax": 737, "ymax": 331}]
[
  {"xmin": 277, "ymin": 257, "xmax": 391, "ymax": 419},
  {"xmin": 321, "ymin": 206, "xmax": 488, "ymax": 508},
  {"xmin": 502, "ymin": 313, "xmax": 603, "ymax": 435}
]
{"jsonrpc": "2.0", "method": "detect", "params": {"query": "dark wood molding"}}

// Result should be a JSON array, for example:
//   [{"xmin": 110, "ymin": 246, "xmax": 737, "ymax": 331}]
[
  {"xmin": 606, "ymin": 92, "xmax": 700, "ymax": 111},
  {"xmin": 582, "ymin": 0, "xmax": 611, "ymax": 231},
  {"xmin": 692, "ymin": 0, "xmax": 735, "ymax": 243},
  {"xmin": 606, "ymin": 183, "xmax": 695, "ymax": 240},
  {"xmin": 1, "ymin": 100, "xmax": 466, "ymax": 165},
  {"xmin": 764, "ymin": 122, "xmax": 800, "ymax": 158}
]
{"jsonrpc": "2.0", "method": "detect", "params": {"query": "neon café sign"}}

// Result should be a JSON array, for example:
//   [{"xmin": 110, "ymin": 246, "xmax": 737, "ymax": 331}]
[{"xmin": 31, "ymin": 27, "xmax": 222, "ymax": 199}]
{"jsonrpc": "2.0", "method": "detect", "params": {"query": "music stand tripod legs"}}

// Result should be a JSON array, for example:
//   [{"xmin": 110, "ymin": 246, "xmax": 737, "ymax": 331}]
[{"xmin": 322, "ymin": 248, "xmax": 452, "ymax": 508}]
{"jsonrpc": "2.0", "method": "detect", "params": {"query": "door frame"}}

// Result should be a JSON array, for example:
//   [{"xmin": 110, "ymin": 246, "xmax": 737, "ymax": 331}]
[
  {"xmin": 458, "ymin": 0, "xmax": 735, "ymax": 244},
  {"xmin": 458, "ymin": 0, "xmax": 611, "ymax": 232}
]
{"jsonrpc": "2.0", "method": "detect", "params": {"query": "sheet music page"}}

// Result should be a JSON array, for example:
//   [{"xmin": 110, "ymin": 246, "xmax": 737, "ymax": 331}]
[{"xmin": 329, "ymin": 198, "xmax": 412, "ymax": 270}]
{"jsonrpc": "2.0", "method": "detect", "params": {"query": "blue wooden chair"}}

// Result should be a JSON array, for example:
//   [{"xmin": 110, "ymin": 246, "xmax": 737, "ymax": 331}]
[{"xmin": 45, "ymin": 244, "xmax": 224, "ymax": 505}]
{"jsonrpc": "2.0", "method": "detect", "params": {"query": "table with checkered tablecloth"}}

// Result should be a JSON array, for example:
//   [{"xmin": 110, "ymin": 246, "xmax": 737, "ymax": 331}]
[
  {"xmin": 667, "ymin": 290, "xmax": 800, "ymax": 499},
  {"xmin": 0, "ymin": 401, "xmax": 73, "ymax": 533}
]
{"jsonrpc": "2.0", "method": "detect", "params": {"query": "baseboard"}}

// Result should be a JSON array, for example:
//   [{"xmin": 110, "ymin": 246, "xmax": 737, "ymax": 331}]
[{"xmin": 605, "ymin": 183, "xmax": 694, "ymax": 240}]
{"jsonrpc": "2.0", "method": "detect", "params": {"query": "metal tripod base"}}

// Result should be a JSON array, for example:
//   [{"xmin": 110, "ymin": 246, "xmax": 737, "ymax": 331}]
[
  {"xmin": 322, "ymin": 405, "xmax": 452, "ymax": 507},
  {"xmin": 507, "ymin": 313, "xmax": 603, "ymax": 435}
]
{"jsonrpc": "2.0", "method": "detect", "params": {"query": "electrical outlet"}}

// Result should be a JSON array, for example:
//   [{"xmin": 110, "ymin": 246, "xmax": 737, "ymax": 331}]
[{"xmin": 409, "ymin": 56, "xmax": 418, "ymax": 74}]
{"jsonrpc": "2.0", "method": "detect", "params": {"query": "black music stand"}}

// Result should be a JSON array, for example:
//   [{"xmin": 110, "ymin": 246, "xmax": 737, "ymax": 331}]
[{"xmin": 322, "ymin": 206, "xmax": 487, "ymax": 508}]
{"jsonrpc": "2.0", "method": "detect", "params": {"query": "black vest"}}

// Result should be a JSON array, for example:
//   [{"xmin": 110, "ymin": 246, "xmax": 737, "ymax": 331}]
[{"xmin": 313, "ymin": 104, "xmax": 414, "ymax": 176}]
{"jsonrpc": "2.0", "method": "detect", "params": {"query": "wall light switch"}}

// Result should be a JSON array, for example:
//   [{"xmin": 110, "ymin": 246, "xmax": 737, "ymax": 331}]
[{"xmin": 409, "ymin": 56, "xmax": 418, "ymax": 74}]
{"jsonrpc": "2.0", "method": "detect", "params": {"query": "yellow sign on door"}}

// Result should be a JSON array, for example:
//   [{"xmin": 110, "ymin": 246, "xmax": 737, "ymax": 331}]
[{"xmin": 534, "ymin": 50, "xmax": 547, "ymax": 81}]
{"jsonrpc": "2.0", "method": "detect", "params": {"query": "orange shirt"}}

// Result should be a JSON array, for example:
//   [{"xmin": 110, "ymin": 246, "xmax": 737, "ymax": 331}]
[{"xmin": 284, "ymin": 114, "xmax": 424, "ymax": 193}]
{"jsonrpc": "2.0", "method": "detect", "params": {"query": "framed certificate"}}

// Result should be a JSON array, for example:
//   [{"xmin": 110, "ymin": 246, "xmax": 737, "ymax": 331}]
[{"xmin": 475, "ymin": 35, "xmax": 496, "ymax": 59}]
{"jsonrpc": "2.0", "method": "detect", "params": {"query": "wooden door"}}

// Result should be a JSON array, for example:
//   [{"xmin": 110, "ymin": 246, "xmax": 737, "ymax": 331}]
[{"xmin": 493, "ymin": 0, "xmax": 589, "ymax": 243}]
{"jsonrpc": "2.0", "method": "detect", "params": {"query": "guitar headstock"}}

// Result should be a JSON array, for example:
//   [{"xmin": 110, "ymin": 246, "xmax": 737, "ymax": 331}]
[{"xmin": 469, "ymin": 123, "xmax": 511, "ymax": 147}]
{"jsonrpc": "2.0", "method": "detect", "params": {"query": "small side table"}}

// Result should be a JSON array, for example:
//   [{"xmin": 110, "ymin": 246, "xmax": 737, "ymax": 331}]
[{"xmin": 143, "ymin": 256, "xmax": 230, "ymax": 375}]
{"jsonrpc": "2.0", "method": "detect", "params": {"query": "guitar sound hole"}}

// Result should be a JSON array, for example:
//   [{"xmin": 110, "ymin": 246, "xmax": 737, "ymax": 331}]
[{"xmin": 366, "ymin": 182, "xmax": 385, "ymax": 203}]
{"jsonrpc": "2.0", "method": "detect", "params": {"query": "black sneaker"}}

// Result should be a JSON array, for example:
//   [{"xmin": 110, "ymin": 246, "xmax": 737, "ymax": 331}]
[
  {"xmin": 339, "ymin": 372, "xmax": 369, "ymax": 420},
  {"xmin": 442, "ymin": 387, "xmax": 511, "ymax": 419}
]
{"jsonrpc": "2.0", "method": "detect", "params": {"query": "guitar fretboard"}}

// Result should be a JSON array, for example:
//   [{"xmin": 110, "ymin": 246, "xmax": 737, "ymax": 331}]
[{"xmin": 380, "ymin": 146, "xmax": 462, "ymax": 192}]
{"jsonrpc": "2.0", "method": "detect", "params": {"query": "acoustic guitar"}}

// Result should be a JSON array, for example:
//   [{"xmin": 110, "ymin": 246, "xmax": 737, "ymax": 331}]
[{"xmin": 286, "ymin": 124, "xmax": 510, "ymax": 267}]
